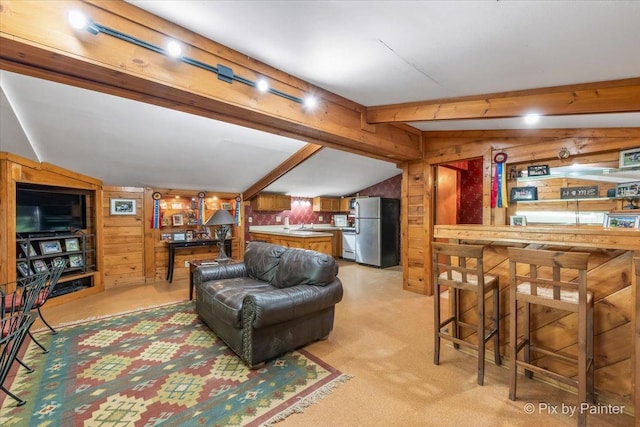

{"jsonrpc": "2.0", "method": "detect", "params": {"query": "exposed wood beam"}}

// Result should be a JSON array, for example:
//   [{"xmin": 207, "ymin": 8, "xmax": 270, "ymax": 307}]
[
  {"xmin": 366, "ymin": 78, "xmax": 640, "ymax": 123},
  {"xmin": 0, "ymin": 0, "xmax": 422, "ymax": 161},
  {"xmin": 243, "ymin": 144, "xmax": 324, "ymax": 201}
]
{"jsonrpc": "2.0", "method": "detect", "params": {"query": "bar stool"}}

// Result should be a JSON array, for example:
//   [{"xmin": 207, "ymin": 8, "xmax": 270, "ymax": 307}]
[
  {"xmin": 508, "ymin": 247, "xmax": 593, "ymax": 426},
  {"xmin": 432, "ymin": 242, "xmax": 501, "ymax": 385}
]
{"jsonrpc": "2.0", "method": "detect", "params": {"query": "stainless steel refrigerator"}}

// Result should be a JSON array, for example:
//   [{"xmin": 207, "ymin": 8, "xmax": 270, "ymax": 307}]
[{"xmin": 354, "ymin": 197, "xmax": 400, "ymax": 267}]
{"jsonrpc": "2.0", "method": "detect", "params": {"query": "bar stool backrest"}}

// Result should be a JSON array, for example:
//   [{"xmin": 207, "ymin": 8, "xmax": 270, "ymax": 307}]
[{"xmin": 508, "ymin": 247, "xmax": 590, "ymax": 311}]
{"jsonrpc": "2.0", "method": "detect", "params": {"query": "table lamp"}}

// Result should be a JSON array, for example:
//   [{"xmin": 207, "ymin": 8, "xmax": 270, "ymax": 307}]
[{"xmin": 204, "ymin": 209, "xmax": 235, "ymax": 262}]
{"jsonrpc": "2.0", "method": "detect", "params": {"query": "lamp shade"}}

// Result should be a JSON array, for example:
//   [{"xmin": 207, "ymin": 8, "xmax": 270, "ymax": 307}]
[{"xmin": 204, "ymin": 209, "xmax": 235, "ymax": 226}]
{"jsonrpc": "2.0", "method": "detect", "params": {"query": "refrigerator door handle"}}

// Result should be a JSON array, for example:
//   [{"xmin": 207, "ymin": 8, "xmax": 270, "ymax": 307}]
[{"xmin": 355, "ymin": 218, "xmax": 360, "ymax": 234}]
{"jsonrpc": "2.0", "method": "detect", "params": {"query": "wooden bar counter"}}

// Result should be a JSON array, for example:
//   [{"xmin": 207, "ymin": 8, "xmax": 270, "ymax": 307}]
[{"xmin": 434, "ymin": 224, "xmax": 639, "ymax": 419}]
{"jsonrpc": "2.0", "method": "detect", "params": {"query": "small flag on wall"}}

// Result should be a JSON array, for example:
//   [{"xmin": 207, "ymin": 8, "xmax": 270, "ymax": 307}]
[
  {"xmin": 151, "ymin": 192, "xmax": 162, "ymax": 228},
  {"xmin": 491, "ymin": 152, "xmax": 509, "ymax": 208},
  {"xmin": 198, "ymin": 192, "xmax": 206, "ymax": 225},
  {"xmin": 235, "ymin": 196, "xmax": 241, "ymax": 226}
]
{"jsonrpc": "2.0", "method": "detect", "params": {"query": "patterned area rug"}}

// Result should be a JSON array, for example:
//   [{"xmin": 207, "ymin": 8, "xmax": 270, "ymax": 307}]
[{"xmin": 0, "ymin": 301, "xmax": 350, "ymax": 426}]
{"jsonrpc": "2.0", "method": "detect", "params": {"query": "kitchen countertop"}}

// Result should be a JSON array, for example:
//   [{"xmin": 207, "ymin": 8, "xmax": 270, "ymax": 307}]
[{"xmin": 249, "ymin": 228, "xmax": 334, "ymax": 237}]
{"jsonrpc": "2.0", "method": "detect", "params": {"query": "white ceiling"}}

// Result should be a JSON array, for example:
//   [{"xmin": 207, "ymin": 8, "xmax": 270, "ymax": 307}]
[{"xmin": 2, "ymin": 1, "xmax": 640, "ymax": 197}]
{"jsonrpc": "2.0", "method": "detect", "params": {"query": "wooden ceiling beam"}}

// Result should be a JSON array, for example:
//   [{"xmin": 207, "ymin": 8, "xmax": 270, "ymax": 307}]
[
  {"xmin": 366, "ymin": 78, "xmax": 640, "ymax": 123},
  {"xmin": 0, "ymin": 0, "xmax": 422, "ymax": 161},
  {"xmin": 243, "ymin": 144, "xmax": 324, "ymax": 201}
]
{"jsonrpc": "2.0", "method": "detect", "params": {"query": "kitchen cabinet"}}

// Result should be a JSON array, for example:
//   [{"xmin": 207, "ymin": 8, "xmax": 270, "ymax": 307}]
[
  {"xmin": 250, "ymin": 232, "xmax": 332, "ymax": 256},
  {"xmin": 339, "ymin": 197, "xmax": 351, "ymax": 212},
  {"xmin": 251, "ymin": 194, "xmax": 291, "ymax": 211},
  {"xmin": 326, "ymin": 229, "xmax": 343, "ymax": 257},
  {"xmin": 312, "ymin": 197, "xmax": 340, "ymax": 212}
]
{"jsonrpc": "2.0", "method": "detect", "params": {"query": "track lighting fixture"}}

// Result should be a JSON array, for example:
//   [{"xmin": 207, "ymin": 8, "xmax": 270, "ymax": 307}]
[{"xmin": 67, "ymin": 10, "xmax": 316, "ymax": 109}]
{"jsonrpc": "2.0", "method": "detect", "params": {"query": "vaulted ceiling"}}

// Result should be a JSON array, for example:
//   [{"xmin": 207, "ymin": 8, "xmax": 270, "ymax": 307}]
[{"xmin": 1, "ymin": 1, "xmax": 639, "ymax": 198}]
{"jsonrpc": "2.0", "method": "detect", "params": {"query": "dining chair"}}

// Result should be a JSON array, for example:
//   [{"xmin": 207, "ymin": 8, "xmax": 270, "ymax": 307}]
[
  {"xmin": 1, "ymin": 312, "xmax": 35, "ymax": 406},
  {"xmin": 2, "ymin": 272, "xmax": 50, "ymax": 373},
  {"xmin": 26, "ymin": 260, "xmax": 66, "ymax": 353}
]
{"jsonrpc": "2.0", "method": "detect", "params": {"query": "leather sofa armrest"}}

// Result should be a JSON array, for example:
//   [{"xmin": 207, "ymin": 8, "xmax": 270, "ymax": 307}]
[
  {"xmin": 245, "ymin": 279, "xmax": 343, "ymax": 329},
  {"xmin": 194, "ymin": 262, "xmax": 247, "ymax": 288}
]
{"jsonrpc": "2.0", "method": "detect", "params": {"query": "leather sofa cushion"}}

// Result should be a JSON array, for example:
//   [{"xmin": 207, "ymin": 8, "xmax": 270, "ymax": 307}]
[
  {"xmin": 244, "ymin": 241, "xmax": 286, "ymax": 283},
  {"xmin": 273, "ymin": 248, "xmax": 338, "ymax": 288},
  {"xmin": 199, "ymin": 277, "xmax": 274, "ymax": 328}
]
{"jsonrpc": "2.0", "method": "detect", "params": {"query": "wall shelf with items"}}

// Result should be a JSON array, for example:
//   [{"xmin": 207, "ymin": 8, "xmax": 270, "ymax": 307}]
[
  {"xmin": 505, "ymin": 153, "xmax": 633, "ymax": 224},
  {"xmin": 15, "ymin": 232, "xmax": 96, "ymax": 298}
]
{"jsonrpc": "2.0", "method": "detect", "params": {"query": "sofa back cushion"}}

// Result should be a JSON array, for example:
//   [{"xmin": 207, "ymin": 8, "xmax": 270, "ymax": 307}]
[
  {"xmin": 273, "ymin": 247, "xmax": 338, "ymax": 288},
  {"xmin": 244, "ymin": 241, "xmax": 286, "ymax": 283}
]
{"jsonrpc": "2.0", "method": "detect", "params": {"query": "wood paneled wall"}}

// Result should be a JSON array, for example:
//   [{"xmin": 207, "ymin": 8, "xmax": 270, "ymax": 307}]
[
  {"xmin": 102, "ymin": 187, "xmax": 146, "ymax": 288},
  {"xmin": 401, "ymin": 129, "xmax": 640, "ymax": 295}
]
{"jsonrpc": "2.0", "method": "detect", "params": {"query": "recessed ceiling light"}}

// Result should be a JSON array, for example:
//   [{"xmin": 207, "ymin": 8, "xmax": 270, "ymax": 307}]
[{"xmin": 524, "ymin": 113, "xmax": 541, "ymax": 125}]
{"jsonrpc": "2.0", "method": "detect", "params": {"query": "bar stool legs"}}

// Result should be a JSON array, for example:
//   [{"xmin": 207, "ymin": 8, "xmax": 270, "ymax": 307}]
[
  {"xmin": 508, "ymin": 247, "xmax": 594, "ymax": 427},
  {"xmin": 432, "ymin": 242, "xmax": 501, "ymax": 386}
]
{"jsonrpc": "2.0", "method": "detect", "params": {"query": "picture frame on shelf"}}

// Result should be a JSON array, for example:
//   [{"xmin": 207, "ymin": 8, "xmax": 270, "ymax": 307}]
[
  {"xmin": 160, "ymin": 233, "xmax": 172, "ymax": 242},
  {"xmin": 172, "ymin": 232, "xmax": 186, "ymax": 242},
  {"xmin": 110, "ymin": 198, "xmax": 137, "ymax": 215},
  {"xmin": 65, "ymin": 238, "xmax": 80, "ymax": 252},
  {"xmin": 17, "ymin": 261, "xmax": 33, "ymax": 277},
  {"xmin": 527, "ymin": 165, "xmax": 550, "ymax": 177},
  {"xmin": 603, "ymin": 213, "xmax": 640, "ymax": 229},
  {"xmin": 615, "ymin": 181, "xmax": 639, "ymax": 198},
  {"xmin": 69, "ymin": 254, "xmax": 84, "ymax": 267},
  {"xmin": 510, "ymin": 186, "xmax": 538, "ymax": 202},
  {"xmin": 172, "ymin": 214, "xmax": 184, "ymax": 226},
  {"xmin": 509, "ymin": 215, "xmax": 527, "ymax": 226},
  {"xmin": 39, "ymin": 241, "xmax": 62, "ymax": 255},
  {"xmin": 619, "ymin": 147, "xmax": 640, "ymax": 168},
  {"xmin": 33, "ymin": 259, "xmax": 49, "ymax": 273},
  {"xmin": 20, "ymin": 242, "xmax": 37, "ymax": 258}
]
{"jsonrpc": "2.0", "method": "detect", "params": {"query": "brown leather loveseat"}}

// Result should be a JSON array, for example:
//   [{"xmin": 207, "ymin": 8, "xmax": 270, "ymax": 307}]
[{"xmin": 194, "ymin": 241, "xmax": 343, "ymax": 367}]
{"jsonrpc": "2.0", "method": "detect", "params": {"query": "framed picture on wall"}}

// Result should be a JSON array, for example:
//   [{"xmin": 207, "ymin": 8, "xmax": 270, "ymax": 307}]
[
  {"xmin": 172, "ymin": 215, "xmax": 184, "ymax": 226},
  {"xmin": 110, "ymin": 198, "xmax": 137, "ymax": 215},
  {"xmin": 619, "ymin": 147, "xmax": 640, "ymax": 168}
]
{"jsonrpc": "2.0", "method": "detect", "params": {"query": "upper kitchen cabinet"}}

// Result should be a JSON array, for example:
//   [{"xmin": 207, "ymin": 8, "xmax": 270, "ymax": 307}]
[
  {"xmin": 312, "ymin": 197, "xmax": 340, "ymax": 212},
  {"xmin": 339, "ymin": 197, "xmax": 351, "ymax": 212},
  {"xmin": 251, "ymin": 194, "xmax": 292, "ymax": 211}
]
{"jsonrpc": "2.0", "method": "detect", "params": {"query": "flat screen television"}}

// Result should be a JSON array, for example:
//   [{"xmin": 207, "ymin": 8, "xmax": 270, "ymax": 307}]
[{"xmin": 16, "ymin": 183, "xmax": 87, "ymax": 233}]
